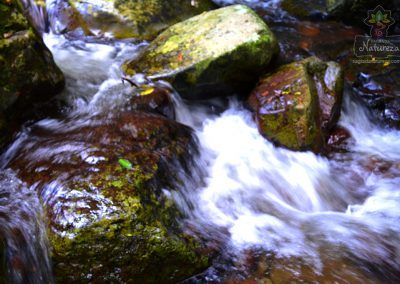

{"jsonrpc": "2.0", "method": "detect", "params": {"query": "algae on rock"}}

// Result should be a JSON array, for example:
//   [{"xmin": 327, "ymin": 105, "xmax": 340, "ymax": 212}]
[
  {"xmin": 0, "ymin": 0, "xmax": 64, "ymax": 150},
  {"xmin": 248, "ymin": 57, "xmax": 344, "ymax": 152},
  {"xmin": 9, "ymin": 111, "xmax": 210, "ymax": 283},
  {"xmin": 123, "ymin": 4, "xmax": 279, "ymax": 100},
  {"xmin": 45, "ymin": 0, "xmax": 216, "ymax": 39}
]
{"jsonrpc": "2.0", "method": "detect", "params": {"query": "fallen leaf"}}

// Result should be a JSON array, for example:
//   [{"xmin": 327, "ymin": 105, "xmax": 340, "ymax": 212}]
[{"xmin": 118, "ymin": 159, "xmax": 132, "ymax": 169}]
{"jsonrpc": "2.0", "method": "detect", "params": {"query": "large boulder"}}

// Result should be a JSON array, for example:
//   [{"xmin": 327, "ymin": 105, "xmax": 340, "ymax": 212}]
[
  {"xmin": 0, "ymin": 0, "xmax": 64, "ymax": 150},
  {"xmin": 248, "ymin": 57, "xmax": 343, "ymax": 152},
  {"xmin": 123, "ymin": 4, "xmax": 279, "ymax": 100},
  {"xmin": 9, "ymin": 111, "xmax": 209, "ymax": 283},
  {"xmin": 44, "ymin": 0, "xmax": 216, "ymax": 39}
]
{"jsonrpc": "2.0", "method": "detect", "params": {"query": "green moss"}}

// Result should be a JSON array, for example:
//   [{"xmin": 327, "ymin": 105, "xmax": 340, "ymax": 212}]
[
  {"xmin": 0, "ymin": 1, "xmax": 29, "ymax": 38},
  {"xmin": 0, "ymin": 0, "xmax": 64, "ymax": 150},
  {"xmin": 102, "ymin": 0, "xmax": 216, "ymax": 40},
  {"xmin": 7, "ymin": 113, "xmax": 210, "ymax": 283},
  {"xmin": 49, "ymin": 157, "xmax": 208, "ymax": 283},
  {"xmin": 124, "ymin": 5, "xmax": 278, "ymax": 99},
  {"xmin": 51, "ymin": 208, "xmax": 208, "ymax": 283},
  {"xmin": 252, "ymin": 58, "xmax": 323, "ymax": 151}
]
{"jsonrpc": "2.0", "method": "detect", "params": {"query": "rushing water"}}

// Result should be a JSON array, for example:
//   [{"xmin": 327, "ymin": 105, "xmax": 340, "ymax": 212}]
[
  {"xmin": 2, "ymin": 1, "xmax": 400, "ymax": 283},
  {"xmin": 175, "ymin": 94, "xmax": 400, "ymax": 282},
  {"xmin": 0, "ymin": 170, "xmax": 53, "ymax": 284}
]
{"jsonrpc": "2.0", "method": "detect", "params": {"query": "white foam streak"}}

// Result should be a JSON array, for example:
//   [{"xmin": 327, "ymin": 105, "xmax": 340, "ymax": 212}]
[{"xmin": 174, "ymin": 94, "xmax": 400, "ymax": 265}]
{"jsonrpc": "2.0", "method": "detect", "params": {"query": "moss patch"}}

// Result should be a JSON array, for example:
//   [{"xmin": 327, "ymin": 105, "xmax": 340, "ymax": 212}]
[
  {"xmin": 10, "ymin": 111, "xmax": 209, "ymax": 283},
  {"xmin": 0, "ymin": 0, "xmax": 64, "ymax": 150},
  {"xmin": 123, "ymin": 5, "xmax": 279, "ymax": 99}
]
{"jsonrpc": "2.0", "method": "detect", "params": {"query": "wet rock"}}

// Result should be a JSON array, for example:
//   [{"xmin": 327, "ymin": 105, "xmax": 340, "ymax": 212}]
[
  {"xmin": 248, "ymin": 57, "xmax": 343, "ymax": 152},
  {"xmin": 327, "ymin": 0, "xmax": 394, "ymax": 25},
  {"xmin": 326, "ymin": 126, "xmax": 352, "ymax": 152},
  {"xmin": 9, "ymin": 111, "xmax": 209, "ymax": 283},
  {"xmin": 281, "ymin": 0, "xmax": 327, "ymax": 19},
  {"xmin": 123, "ymin": 5, "xmax": 279, "ymax": 100},
  {"xmin": 125, "ymin": 81, "xmax": 175, "ymax": 119},
  {"xmin": 281, "ymin": 0, "xmax": 394, "ymax": 25},
  {"xmin": 269, "ymin": 256, "xmax": 377, "ymax": 284},
  {"xmin": 310, "ymin": 58, "xmax": 344, "ymax": 133},
  {"xmin": 352, "ymin": 67, "xmax": 400, "ymax": 129},
  {"xmin": 0, "ymin": 0, "xmax": 64, "ymax": 150},
  {"xmin": 268, "ymin": 18, "xmax": 364, "ymax": 67},
  {"xmin": 46, "ymin": 0, "xmax": 216, "ymax": 39}
]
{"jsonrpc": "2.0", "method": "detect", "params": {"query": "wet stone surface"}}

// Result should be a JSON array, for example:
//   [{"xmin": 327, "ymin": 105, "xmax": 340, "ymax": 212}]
[{"xmin": 7, "ymin": 111, "xmax": 210, "ymax": 283}]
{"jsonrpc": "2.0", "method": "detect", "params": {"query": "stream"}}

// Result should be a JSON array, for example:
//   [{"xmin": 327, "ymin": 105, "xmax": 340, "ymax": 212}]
[{"xmin": 2, "ymin": 0, "xmax": 400, "ymax": 283}]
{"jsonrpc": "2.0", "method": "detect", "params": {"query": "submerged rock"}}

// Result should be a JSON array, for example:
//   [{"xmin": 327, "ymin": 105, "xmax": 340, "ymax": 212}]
[
  {"xmin": 0, "ymin": 0, "xmax": 64, "ymax": 150},
  {"xmin": 9, "ymin": 111, "xmax": 209, "ymax": 283},
  {"xmin": 123, "ymin": 4, "xmax": 279, "ymax": 100},
  {"xmin": 326, "ymin": 126, "xmax": 353, "ymax": 153},
  {"xmin": 248, "ymin": 57, "xmax": 343, "ymax": 152},
  {"xmin": 46, "ymin": 0, "xmax": 216, "ymax": 39}
]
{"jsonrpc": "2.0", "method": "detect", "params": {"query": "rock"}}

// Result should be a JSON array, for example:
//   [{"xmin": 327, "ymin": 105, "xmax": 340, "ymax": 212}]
[
  {"xmin": 248, "ymin": 57, "xmax": 343, "ymax": 152},
  {"xmin": 281, "ymin": 0, "xmax": 395, "ymax": 25},
  {"xmin": 281, "ymin": 0, "xmax": 327, "ymax": 19},
  {"xmin": 269, "ymin": 256, "xmax": 377, "ymax": 284},
  {"xmin": 352, "ymin": 67, "xmax": 400, "ymax": 129},
  {"xmin": 125, "ymin": 81, "xmax": 176, "ymax": 119},
  {"xmin": 0, "ymin": 0, "xmax": 64, "ymax": 150},
  {"xmin": 9, "ymin": 111, "xmax": 209, "ymax": 283},
  {"xmin": 45, "ymin": 0, "xmax": 216, "ymax": 39},
  {"xmin": 269, "ymin": 20, "xmax": 363, "ymax": 67},
  {"xmin": 326, "ymin": 126, "xmax": 352, "ymax": 152},
  {"xmin": 310, "ymin": 58, "xmax": 344, "ymax": 132},
  {"xmin": 327, "ymin": 0, "xmax": 393, "ymax": 24},
  {"xmin": 123, "ymin": 5, "xmax": 279, "ymax": 100}
]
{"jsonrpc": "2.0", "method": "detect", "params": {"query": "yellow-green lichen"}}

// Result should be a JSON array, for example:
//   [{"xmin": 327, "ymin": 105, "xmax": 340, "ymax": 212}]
[{"xmin": 123, "ymin": 5, "xmax": 278, "ymax": 99}]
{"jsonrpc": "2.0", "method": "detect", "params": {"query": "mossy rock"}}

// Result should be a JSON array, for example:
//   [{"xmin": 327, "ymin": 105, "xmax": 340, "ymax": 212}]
[
  {"xmin": 248, "ymin": 57, "xmax": 343, "ymax": 152},
  {"xmin": 9, "ymin": 111, "xmax": 209, "ymax": 283},
  {"xmin": 123, "ymin": 4, "xmax": 279, "ymax": 100},
  {"xmin": 48, "ymin": 0, "xmax": 217, "ymax": 39},
  {"xmin": 0, "ymin": 0, "xmax": 64, "ymax": 150}
]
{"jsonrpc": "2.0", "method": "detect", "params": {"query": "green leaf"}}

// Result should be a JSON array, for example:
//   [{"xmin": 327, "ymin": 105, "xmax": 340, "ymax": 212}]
[
  {"xmin": 376, "ymin": 11, "xmax": 383, "ymax": 22},
  {"xmin": 382, "ymin": 14, "xmax": 390, "ymax": 24},
  {"xmin": 118, "ymin": 158, "xmax": 133, "ymax": 169},
  {"xmin": 368, "ymin": 19, "xmax": 376, "ymax": 24}
]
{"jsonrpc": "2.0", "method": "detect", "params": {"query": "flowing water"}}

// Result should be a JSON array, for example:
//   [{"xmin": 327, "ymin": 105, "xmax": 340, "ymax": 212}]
[
  {"xmin": 0, "ymin": 170, "xmax": 53, "ymax": 284},
  {"xmin": 2, "ymin": 1, "xmax": 400, "ymax": 283}
]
